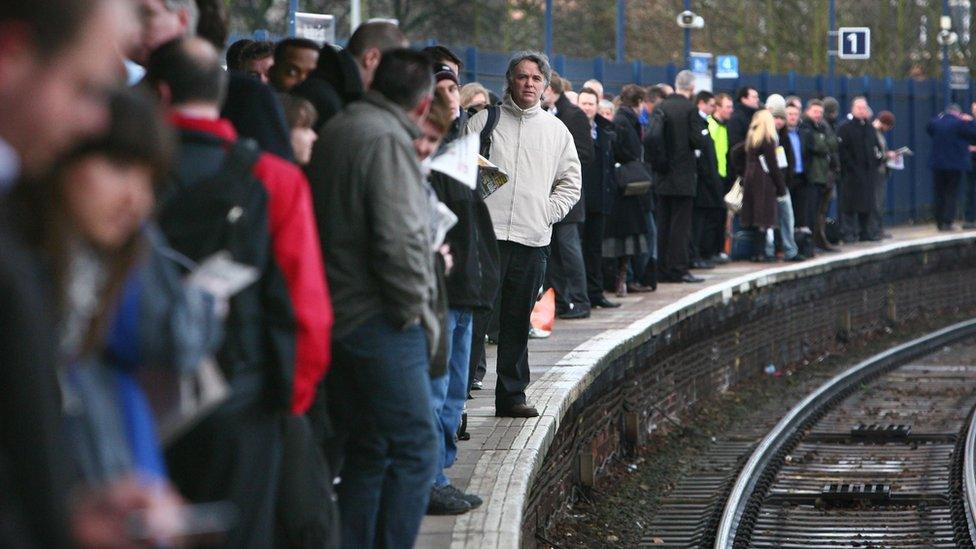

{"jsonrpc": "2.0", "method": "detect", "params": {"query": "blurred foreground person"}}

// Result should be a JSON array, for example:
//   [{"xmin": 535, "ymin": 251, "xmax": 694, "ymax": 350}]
[
  {"xmin": 146, "ymin": 37, "xmax": 332, "ymax": 547},
  {"xmin": 12, "ymin": 89, "xmax": 222, "ymax": 548},
  {"xmin": 0, "ymin": 0, "xmax": 142, "ymax": 546},
  {"xmin": 307, "ymin": 48, "xmax": 439, "ymax": 549}
]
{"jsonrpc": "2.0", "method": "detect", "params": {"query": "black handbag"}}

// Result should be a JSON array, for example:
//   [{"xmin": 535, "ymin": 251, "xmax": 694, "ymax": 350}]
[{"xmin": 615, "ymin": 160, "xmax": 653, "ymax": 196}]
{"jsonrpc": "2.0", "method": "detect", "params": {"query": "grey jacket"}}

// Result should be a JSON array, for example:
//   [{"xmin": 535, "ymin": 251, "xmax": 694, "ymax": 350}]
[
  {"xmin": 465, "ymin": 95, "xmax": 581, "ymax": 247},
  {"xmin": 307, "ymin": 91, "xmax": 439, "ymax": 351}
]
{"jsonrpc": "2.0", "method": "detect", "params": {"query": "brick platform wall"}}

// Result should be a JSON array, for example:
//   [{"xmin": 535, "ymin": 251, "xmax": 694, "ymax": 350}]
[{"xmin": 524, "ymin": 240, "xmax": 976, "ymax": 546}]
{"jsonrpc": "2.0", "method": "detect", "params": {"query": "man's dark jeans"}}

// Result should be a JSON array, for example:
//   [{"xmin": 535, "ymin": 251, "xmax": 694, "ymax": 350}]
[
  {"xmin": 327, "ymin": 316, "xmax": 437, "ymax": 549},
  {"xmin": 494, "ymin": 241, "xmax": 548, "ymax": 410},
  {"xmin": 933, "ymin": 169, "xmax": 962, "ymax": 228}
]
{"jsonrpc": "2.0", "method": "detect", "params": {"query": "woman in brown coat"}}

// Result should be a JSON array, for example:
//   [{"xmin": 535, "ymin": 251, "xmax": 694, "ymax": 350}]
[{"xmin": 731, "ymin": 109, "xmax": 786, "ymax": 261}]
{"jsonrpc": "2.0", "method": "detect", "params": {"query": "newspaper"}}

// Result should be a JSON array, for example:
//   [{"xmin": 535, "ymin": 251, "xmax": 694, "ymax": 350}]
[{"xmin": 477, "ymin": 155, "xmax": 510, "ymax": 199}]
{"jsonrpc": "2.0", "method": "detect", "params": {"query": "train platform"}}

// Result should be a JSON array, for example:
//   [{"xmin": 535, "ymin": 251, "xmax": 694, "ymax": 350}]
[{"xmin": 417, "ymin": 224, "xmax": 972, "ymax": 549}]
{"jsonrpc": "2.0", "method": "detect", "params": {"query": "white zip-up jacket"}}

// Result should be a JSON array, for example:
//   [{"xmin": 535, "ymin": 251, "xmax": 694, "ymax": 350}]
[{"xmin": 464, "ymin": 95, "xmax": 581, "ymax": 247}]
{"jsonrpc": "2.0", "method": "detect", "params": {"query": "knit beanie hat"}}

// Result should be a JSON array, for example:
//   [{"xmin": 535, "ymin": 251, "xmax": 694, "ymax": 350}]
[
  {"xmin": 823, "ymin": 97, "xmax": 840, "ymax": 117},
  {"xmin": 765, "ymin": 93, "xmax": 787, "ymax": 119}
]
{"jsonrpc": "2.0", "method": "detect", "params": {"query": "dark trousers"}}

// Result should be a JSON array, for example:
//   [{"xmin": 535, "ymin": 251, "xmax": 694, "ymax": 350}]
[
  {"xmin": 468, "ymin": 308, "xmax": 490, "ymax": 388},
  {"xmin": 327, "ymin": 317, "xmax": 437, "ymax": 549},
  {"xmin": 791, "ymin": 175, "xmax": 814, "ymax": 228},
  {"xmin": 813, "ymin": 183, "xmax": 833, "ymax": 247},
  {"xmin": 867, "ymin": 171, "xmax": 887, "ymax": 238},
  {"xmin": 548, "ymin": 222, "xmax": 589, "ymax": 312},
  {"xmin": 656, "ymin": 195, "xmax": 694, "ymax": 280},
  {"xmin": 581, "ymin": 212, "xmax": 607, "ymax": 301},
  {"xmin": 691, "ymin": 207, "xmax": 726, "ymax": 261},
  {"xmin": 166, "ymin": 402, "xmax": 284, "ymax": 549},
  {"xmin": 965, "ymin": 170, "xmax": 976, "ymax": 224},
  {"xmin": 933, "ymin": 169, "xmax": 962, "ymax": 228},
  {"xmin": 494, "ymin": 241, "xmax": 548, "ymax": 409}
]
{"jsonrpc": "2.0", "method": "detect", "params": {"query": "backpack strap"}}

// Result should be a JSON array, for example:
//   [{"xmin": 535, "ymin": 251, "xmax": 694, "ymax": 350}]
[{"xmin": 479, "ymin": 105, "xmax": 501, "ymax": 159}]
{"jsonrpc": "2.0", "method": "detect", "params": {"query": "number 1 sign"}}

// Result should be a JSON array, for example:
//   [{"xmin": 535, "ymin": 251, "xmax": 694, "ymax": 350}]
[{"xmin": 838, "ymin": 27, "xmax": 870, "ymax": 60}]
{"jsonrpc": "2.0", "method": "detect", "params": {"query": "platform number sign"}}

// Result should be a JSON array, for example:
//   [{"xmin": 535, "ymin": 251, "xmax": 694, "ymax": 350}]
[{"xmin": 838, "ymin": 27, "xmax": 870, "ymax": 60}]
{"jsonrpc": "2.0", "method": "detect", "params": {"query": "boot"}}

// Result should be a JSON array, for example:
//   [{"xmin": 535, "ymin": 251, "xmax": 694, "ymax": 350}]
[{"xmin": 615, "ymin": 260, "xmax": 627, "ymax": 297}]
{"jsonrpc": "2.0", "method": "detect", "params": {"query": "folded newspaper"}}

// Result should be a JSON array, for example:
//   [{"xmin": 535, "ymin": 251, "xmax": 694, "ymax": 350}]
[{"xmin": 478, "ymin": 155, "xmax": 509, "ymax": 199}]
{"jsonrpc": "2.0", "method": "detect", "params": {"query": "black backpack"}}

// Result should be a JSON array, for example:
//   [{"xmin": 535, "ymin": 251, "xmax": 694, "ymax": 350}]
[
  {"xmin": 157, "ymin": 133, "xmax": 295, "ymax": 411},
  {"xmin": 644, "ymin": 107, "xmax": 670, "ymax": 174},
  {"xmin": 478, "ymin": 105, "xmax": 501, "ymax": 159}
]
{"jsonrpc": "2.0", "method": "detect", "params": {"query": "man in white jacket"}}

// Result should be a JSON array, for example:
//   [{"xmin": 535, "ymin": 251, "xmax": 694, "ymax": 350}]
[{"xmin": 465, "ymin": 51, "xmax": 581, "ymax": 417}]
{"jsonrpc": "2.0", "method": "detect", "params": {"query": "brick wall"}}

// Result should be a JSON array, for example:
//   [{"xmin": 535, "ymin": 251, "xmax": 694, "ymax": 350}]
[{"xmin": 524, "ymin": 240, "xmax": 976, "ymax": 546}]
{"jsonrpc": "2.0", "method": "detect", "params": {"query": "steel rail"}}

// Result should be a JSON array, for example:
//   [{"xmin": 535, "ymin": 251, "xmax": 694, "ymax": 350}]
[
  {"xmin": 964, "ymin": 389, "xmax": 976, "ymax": 541},
  {"xmin": 714, "ymin": 317, "xmax": 976, "ymax": 549}
]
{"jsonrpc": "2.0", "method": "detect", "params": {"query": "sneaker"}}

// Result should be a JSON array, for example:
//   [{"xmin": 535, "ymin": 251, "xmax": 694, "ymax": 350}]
[
  {"xmin": 528, "ymin": 327, "xmax": 551, "ymax": 339},
  {"xmin": 441, "ymin": 484, "xmax": 483, "ymax": 510},
  {"xmin": 471, "ymin": 379, "xmax": 483, "ymax": 390},
  {"xmin": 427, "ymin": 485, "xmax": 472, "ymax": 515}
]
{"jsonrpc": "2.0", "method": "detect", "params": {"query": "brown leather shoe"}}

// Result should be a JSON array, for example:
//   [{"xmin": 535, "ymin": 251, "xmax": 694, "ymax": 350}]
[{"xmin": 495, "ymin": 404, "xmax": 539, "ymax": 418}]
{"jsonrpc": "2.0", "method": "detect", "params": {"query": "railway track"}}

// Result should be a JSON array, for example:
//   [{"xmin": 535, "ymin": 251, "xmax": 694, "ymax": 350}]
[{"xmin": 711, "ymin": 319, "xmax": 976, "ymax": 548}]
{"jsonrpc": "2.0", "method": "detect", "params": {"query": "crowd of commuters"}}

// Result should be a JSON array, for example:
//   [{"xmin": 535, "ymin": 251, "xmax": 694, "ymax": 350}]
[{"xmin": 3, "ymin": 1, "xmax": 976, "ymax": 548}]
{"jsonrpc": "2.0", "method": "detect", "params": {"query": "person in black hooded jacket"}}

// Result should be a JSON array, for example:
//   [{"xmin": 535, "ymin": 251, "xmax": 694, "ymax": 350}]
[{"xmin": 221, "ymin": 72, "xmax": 295, "ymax": 161}]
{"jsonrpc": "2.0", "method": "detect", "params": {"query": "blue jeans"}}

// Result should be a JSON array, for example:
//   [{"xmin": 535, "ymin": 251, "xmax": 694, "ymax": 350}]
[
  {"xmin": 768, "ymin": 191, "xmax": 799, "ymax": 258},
  {"xmin": 330, "ymin": 316, "xmax": 438, "ymax": 549},
  {"xmin": 429, "ymin": 309, "xmax": 473, "ymax": 487}
]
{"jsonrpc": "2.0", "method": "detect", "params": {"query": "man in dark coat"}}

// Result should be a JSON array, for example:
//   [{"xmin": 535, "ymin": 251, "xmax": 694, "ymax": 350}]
[
  {"xmin": 836, "ymin": 97, "xmax": 881, "ymax": 242},
  {"xmin": 728, "ymin": 86, "xmax": 760, "ymax": 151},
  {"xmin": 690, "ymin": 91, "xmax": 725, "ymax": 268},
  {"xmin": 655, "ymin": 70, "xmax": 705, "ymax": 283},
  {"xmin": 927, "ymin": 103, "xmax": 976, "ymax": 230},
  {"xmin": 577, "ymin": 87, "xmax": 623, "ymax": 308},
  {"xmin": 799, "ymin": 99, "xmax": 840, "ymax": 251},
  {"xmin": 543, "ymin": 72, "xmax": 595, "ymax": 318}
]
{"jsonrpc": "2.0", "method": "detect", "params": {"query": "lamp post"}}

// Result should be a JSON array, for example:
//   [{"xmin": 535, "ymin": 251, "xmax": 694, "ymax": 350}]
[
  {"xmin": 545, "ymin": 0, "xmax": 554, "ymax": 59},
  {"xmin": 828, "ymin": 0, "xmax": 836, "ymax": 96},
  {"xmin": 683, "ymin": 0, "xmax": 691, "ymax": 69},
  {"xmin": 615, "ymin": 0, "xmax": 625, "ymax": 61}
]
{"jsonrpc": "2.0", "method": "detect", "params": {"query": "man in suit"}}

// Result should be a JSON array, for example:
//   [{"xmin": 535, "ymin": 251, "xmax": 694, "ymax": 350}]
[
  {"xmin": 543, "ymin": 71, "xmax": 594, "ymax": 318},
  {"xmin": 577, "ymin": 86, "xmax": 623, "ymax": 309}
]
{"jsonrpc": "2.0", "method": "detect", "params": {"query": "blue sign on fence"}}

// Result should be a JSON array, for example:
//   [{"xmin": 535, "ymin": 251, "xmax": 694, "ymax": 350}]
[
  {"xmin": 690, "ymin": 53, "xmax": 710, "ymax": 75},
  {"xmin": 715, "ymin": 55, "xmax": 739, "ymax": 79},
  {"xmin": 838, "ymin": 27, "xmax": 870, "ymax": 60}
]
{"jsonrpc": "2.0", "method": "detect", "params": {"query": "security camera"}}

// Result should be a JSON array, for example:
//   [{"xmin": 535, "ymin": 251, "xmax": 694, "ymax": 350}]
[
  {"xmin": 676, "ymin": 10, "xmax": 705, "ymax": 29},
  {"xmin": 937, "ymin": 29, "xmax": 958, "ymax": 46}
]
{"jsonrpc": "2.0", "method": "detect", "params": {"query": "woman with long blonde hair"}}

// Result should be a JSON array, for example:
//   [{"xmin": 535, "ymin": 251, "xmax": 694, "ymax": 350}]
[{"xmin": 730, "ymin": 109, "xmax": 787, "ymax": 261}]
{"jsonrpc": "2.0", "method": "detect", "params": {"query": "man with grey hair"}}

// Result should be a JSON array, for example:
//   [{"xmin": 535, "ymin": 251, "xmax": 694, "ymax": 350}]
[
  {"xmin": 131, "ymin": 0, "xmax": 197, "ymax": 65},
  {"xmin": 465, "ymin": 50, "xmax": 581, "ymax": 418},
  {"xmin": 654, "ymin": 70, "xmax": 704, "ymax": 283}
]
